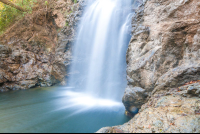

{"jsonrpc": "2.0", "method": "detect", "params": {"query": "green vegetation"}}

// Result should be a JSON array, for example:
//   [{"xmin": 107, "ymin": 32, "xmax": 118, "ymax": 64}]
[
  {"xmin": 0, "ymin": 0, "xmax": 36, "ymax": 34},
  {"xmin": 72, "ymin": 0, "xmax": 77, "ymax": 4},
  {"xmin": 44, "ymin": 0, "xmax": 48, "ymax": 5},
  {"xmin": 65, "ymin": 21, "xmax": 68, "ymax": 27}
]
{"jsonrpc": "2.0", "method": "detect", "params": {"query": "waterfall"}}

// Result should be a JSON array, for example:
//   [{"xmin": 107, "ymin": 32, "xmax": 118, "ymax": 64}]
[{"xmin": 68, "ymin": 0, "xmax": 134, "ymax": 102}]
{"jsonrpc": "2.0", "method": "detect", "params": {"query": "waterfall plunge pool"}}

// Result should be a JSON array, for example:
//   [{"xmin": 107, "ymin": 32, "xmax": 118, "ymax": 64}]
[
  {"xmin": 0, "ymin": 0, "xmax": 143, "ymax": 132},
  {"xmin": 0, "ymin": 86, "xmax": 130, "ymax": 133}
]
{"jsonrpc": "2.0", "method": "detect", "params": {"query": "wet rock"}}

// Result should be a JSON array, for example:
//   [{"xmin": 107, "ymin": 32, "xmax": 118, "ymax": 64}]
[
  {"xmin": 55, "ymin": 0, "xmax": 84, "ymax": 84},
  {"xmin": 123, "ymin": 86, "xmax": 148, "ymax": 113},
  {"xmin": 19, "ymin": 80, "xmax": 37, "ymax": 89}
]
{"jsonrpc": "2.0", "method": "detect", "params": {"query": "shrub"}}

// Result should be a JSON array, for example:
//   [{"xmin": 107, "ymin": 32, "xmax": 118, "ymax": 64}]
[
  {"xmin": 0, "ymin": 0, "xmax": 36, "ymax": 34},
  {"xmin": 72, "ymin": 0, "xmax": 77, "ymax": 4}
]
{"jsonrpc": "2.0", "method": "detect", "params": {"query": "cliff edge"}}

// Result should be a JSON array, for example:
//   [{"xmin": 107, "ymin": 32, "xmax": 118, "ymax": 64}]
[
  {"xmin": 0, "ymin": 0, "xmax": 84, "ymax": 91},
  {"xmin": 98, "ymin": 0, "xmax": 200, "ymax": 133}
]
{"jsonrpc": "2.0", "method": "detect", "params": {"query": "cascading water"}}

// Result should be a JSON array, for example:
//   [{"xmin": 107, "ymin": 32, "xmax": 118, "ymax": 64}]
[
  {"xmin": 0, "ymin": 0, "xmax": 144, "ymax": 133},
  {"xmin": 0, "ymin": 0, "xmax": 145, "ymax": 133},
  {"xmin": 68, "ymin": 0, "xmax": 134, "ymax": 102}
]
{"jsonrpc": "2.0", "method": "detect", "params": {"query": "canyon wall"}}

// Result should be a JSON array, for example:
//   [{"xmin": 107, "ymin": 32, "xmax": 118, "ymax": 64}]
[
  {"xmin": 98, "ymin": 0, "xmax": 200, "ymax": 133},
  {"xmin": 0, "ymin": 0, "xmax": 84, "ymax": 92}
]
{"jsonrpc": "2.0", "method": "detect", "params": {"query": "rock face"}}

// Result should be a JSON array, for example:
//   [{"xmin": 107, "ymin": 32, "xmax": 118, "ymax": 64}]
[
  {"xmin": 98, "ymin": 85, "xmax": 200, "ymax": 133},
  {"xmin": 55, "ymin": 0, "xmax": 85, "ymax": 85},
  {"xmin": 0, "ymin": 0, "xmax": 84, "ymax": 92},
  {"xmin": 123, "ymin": 0, "xmax": 200, "ymax": 112},
  {"xmin": 98, "ymin": 0, "xmax": 200, "ymax": 133},
  {"xmin": 0, "ymin": 40, "xmax": 68, "ymax": 91}
]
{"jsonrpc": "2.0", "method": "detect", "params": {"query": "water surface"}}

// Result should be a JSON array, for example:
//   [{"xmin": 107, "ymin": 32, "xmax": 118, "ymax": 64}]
[{"xmin": 0, "ymin": 86, "xmax": 130, "ymax": 133}]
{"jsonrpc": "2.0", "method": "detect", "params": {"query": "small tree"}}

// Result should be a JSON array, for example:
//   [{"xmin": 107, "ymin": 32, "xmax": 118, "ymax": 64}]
[{"xmin": 0, "ymin": 0, "xmax": 26, "ymax": 12}]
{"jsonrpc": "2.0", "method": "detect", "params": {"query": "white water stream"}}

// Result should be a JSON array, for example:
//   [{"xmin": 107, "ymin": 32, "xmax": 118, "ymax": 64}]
[
  {"xmin": 67, "ymin": 0, "xmax": 137, "ymax": 105},
  {"xmin": 0, "ymin": 1, "xmax": 144, "ymax": 133}
]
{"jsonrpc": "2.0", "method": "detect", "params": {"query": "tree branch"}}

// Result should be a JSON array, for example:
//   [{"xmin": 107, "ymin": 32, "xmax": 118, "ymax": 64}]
[{"xmin": 0, "ymin": 0, "xmax": 26, "ymax": 12}]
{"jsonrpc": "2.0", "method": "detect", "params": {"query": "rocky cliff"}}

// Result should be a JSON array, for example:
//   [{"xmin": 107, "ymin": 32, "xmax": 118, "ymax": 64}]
[
  {"xmin": 98, "ymin": 0, "xmax": 200, "ymax": 133},
  {"xmin": 0, "ymin": 0, "xmax": 84, "ymax": 92}
]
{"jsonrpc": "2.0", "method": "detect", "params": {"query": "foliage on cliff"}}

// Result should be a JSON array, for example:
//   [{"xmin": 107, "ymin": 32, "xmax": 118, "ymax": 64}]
[
  {"xmin": 0, "ymin": 0, "xmax": 77, "ymax": 35},
  {"xmin": 0, "ymin": 0, "xmax": 77, "ymax": 53},
  {"xmin": 0, "ymin": 0, "xmax": 81, "ymax": 92},
  {"xmin": 0, "ymin": 0, "xmax": 36, "ymax": 34}
]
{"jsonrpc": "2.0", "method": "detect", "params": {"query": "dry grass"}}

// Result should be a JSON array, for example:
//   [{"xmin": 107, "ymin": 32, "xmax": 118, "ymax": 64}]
[{"xmin": 0, "ymin": 0, "xmax": 58, "ymax": 50}]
